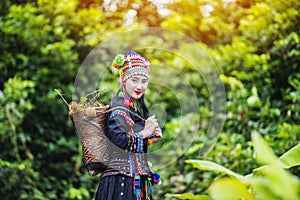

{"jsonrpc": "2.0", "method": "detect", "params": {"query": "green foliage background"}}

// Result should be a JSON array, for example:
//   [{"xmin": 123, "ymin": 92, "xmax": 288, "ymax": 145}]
[{"xmin": 0, "ymin": 0, "xmax": 299, "ymax": 199}]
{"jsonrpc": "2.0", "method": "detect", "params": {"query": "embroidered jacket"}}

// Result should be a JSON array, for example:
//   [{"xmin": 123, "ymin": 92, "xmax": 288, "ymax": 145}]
[{"xmin": 102, "ymin": 98, "xmax": 151, "ymax": 178}]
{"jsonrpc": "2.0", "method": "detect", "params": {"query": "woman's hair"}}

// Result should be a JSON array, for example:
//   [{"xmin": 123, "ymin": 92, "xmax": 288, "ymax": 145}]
[
  {"xmin": 111, "ymin": 89, "xmax": 149, "ymax": 118},
  {"xmin": 137, "ymin": 93, "xmax": 150, "ymax": 118}
]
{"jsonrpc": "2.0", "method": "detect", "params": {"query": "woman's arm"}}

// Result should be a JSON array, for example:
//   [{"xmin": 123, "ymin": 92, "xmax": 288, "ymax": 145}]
[{"xmin": 107, "ymin": 110, "xmax": 144, "ymax": 153}]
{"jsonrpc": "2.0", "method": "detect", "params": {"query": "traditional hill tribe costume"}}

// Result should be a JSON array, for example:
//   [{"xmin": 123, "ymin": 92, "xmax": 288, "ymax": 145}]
[{"xmin": 95, "ymin": 51, "xmax": 160, "ymax": 200}]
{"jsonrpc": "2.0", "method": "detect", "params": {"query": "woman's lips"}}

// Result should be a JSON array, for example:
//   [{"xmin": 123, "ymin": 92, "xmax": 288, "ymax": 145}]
[{"xmin": 135, "ymin": 91, "xmax": 142, "ymax": 95}]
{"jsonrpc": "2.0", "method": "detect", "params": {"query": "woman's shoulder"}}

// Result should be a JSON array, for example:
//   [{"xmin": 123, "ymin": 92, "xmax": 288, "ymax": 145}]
[
  {"xmin": 108, "ymin": 99, "xmax": 136, "ymax": 126},
  {"xmin": 110, "ymin": 97, "xmax": 126, "ymax": 109},
  {"xmin": 108, "ymin": 97, "xmax": 130, "ymax": 117},
  {"xmin": 109, "ymin": 90, "xmax": 125, "ymax": 108}
]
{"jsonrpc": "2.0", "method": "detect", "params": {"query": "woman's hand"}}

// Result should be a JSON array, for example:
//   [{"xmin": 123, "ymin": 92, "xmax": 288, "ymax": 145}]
[
  {"xmin": 151, "ymin": 126, "xmax": 162, "ymax": 142},
  {"xmin": 141, "ymin": 115, "xmax": 159, "ymax": 139}
]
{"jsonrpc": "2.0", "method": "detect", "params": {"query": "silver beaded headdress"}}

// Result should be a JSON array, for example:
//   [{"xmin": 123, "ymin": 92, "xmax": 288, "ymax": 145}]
[{"xmin": 112, "ymin": 51, "xmax": 150, "ymax": 84}]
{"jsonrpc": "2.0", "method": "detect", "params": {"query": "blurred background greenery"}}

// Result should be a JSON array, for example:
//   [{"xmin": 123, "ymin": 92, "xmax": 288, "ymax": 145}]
[{"xmin": 0, "ymin": 0, "xmax": 299, "ymax": 199}]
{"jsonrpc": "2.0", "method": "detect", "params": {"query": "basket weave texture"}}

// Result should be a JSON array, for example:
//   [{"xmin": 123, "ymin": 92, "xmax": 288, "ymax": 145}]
[{"xmin": 72, "ymin": 106, "xmax": 110, "ymax": 176}]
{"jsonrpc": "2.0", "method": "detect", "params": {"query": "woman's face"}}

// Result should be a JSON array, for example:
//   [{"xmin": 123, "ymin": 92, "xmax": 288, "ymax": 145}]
[{"xmin": 124, "ymin": 75, "xmax": 149, "ymax": 100}]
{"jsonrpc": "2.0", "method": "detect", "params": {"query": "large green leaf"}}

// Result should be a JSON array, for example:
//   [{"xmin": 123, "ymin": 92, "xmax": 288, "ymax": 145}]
[
  {"xmin": 251, "ymin": 131, "xmax": 278, "ymax": 165},
  {"xmin": 249, "ymin": 133, "xmax": 300, "ymax": 200},
  {"xmin": 208, "ymin": 178, "xmax": 255, "ymax": 200},
  {"xmin": 251, "ymin": 164, "xmax": 300, "ymax": 200},
  {"xmin": 165, "ymin": 193, "xmax": 211, "ymax": 200},
  {"xmin": 185, "ymin": 160, "xmax": 243, "ymax": 179},
  {"xmin": 245, "ymin": 143, "xmax": 300, "ymax": 178},
  {"xmin": 278, "ymin": 143, "xmax": 300, "ymax": 168}
]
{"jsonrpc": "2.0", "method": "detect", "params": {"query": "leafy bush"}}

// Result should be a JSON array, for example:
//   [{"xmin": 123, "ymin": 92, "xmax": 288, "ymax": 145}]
[{"xmin": 0, "ymin": 0, "xmax": 299, "ymax": 199}]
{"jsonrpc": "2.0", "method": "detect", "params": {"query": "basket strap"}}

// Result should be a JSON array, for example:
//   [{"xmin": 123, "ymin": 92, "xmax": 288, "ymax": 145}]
[{"xmin": 105, "ymin": 106, "xmax": 145, "ymax": 121}]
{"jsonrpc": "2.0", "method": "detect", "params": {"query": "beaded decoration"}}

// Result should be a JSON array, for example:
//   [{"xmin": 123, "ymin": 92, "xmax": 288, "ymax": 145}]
[
  {"xmin": 124, "ymin": 96, "xmax": 134, "ymax": 107},
  {"xmin": 136, "ymin": 132, "xmax": 143, "ymax": 153},
  {"xmin": 118, "ymin": 91, "xmax": 136, "ymax": 111}
]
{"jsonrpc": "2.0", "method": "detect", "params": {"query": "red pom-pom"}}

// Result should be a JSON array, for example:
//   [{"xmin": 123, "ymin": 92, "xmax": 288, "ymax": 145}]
[{"xmin": 112, "ymin": 61, "xmax": 121, "ymax": 69}]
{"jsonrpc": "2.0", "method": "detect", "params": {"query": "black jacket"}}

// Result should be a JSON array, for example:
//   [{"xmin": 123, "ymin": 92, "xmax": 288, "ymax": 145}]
[{"xmin": 102, "ymin": 95, "xmax": 151, "ymax": 177}]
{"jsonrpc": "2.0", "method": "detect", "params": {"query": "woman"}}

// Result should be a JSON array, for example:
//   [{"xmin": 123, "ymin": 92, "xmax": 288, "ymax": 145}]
[{"xmin": 95, "ymin": 51, "xmax": 162, "ymax": 200}]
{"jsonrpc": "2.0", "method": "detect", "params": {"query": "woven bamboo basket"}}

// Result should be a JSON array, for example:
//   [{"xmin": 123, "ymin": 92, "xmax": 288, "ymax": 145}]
[{"xmin": 72, "ymin": 106, "xmax": 111, "ymax": 176}]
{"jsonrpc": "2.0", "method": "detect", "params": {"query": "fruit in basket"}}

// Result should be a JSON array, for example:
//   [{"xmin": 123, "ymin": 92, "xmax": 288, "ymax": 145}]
[
  {"xmin": 86, "ymin": 107, "xmax": 96, "ymax": 118},
  {"xmin": 69, "ymin": 102, "xmax": 78, "ymax": 111}
]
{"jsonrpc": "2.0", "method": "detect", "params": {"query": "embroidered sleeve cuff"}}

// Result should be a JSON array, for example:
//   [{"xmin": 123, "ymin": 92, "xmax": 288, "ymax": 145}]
[{"xmin": 126, "ymin": 132, "xmax": 144, "ymax": 153}]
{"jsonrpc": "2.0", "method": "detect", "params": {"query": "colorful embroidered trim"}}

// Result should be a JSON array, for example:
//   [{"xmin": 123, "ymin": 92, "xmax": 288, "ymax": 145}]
[
  {"xmin": 126, "ymin": 132, "xmax": 144, "ymax": 153},
  {"xmin": 110, "ymin": 110, "xmax": 134, "ymax": 127},
  {"xmin": 133, "ymin": 175, "xmax": 154, "ymax": 199},
  {"xmin": 134, "ymin": 175, "xmax": 141, "ymax": 197}
]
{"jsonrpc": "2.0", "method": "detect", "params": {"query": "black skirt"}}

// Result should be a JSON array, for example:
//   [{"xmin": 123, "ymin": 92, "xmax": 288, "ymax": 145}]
[{"xmin": 95, "ymin": 175, "xmax": 153, "ymax": 200}]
